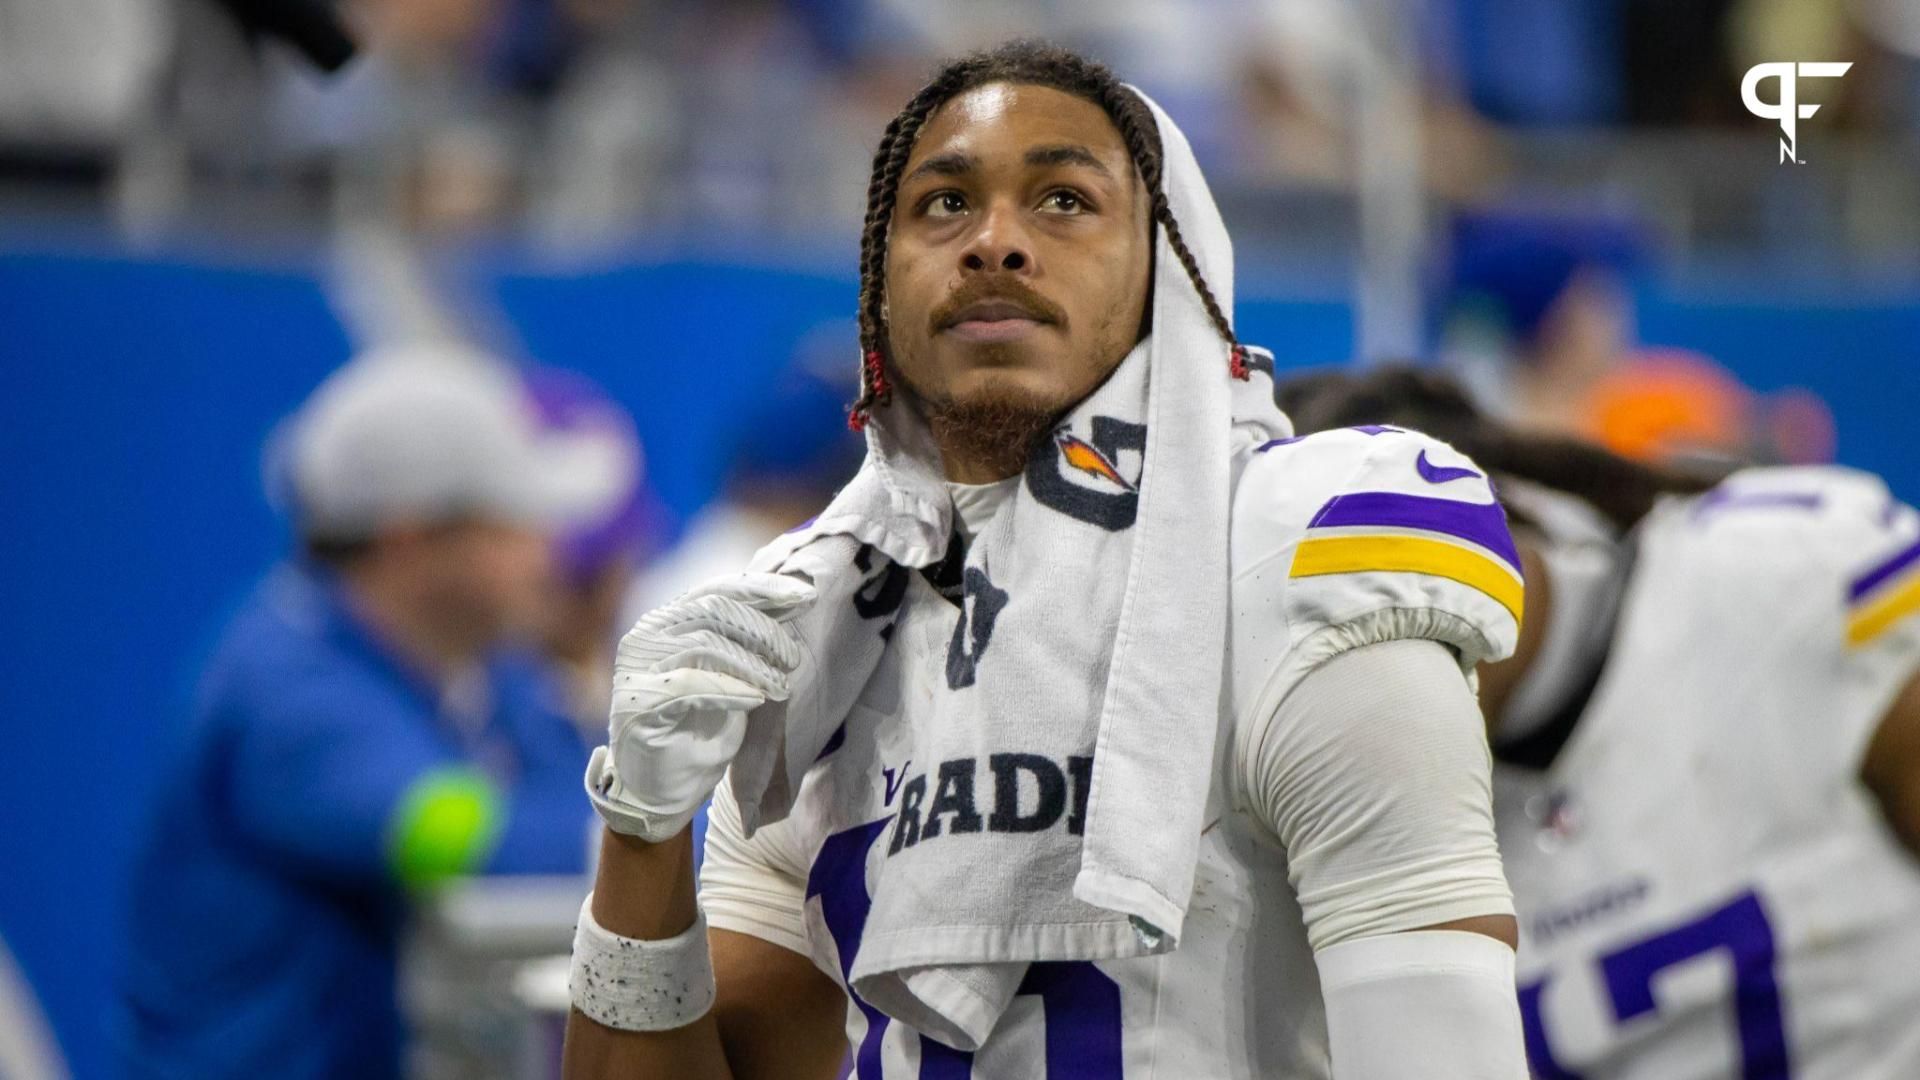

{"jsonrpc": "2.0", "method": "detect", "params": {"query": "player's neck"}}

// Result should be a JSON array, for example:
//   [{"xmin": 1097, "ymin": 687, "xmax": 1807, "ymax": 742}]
[
  {"xmin": 932, "ymin": 424, "xmax": 1037, "ymax": 483},
  {"xmin": 942, "ymin": 455, "xmax": 1023, "ymax": 484}
]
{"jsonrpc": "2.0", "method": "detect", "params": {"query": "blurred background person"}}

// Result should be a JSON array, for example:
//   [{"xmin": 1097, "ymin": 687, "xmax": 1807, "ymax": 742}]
[
  {"xmin": 1435, "ymin": 206, "xmax": 1651, "ymax": 433},
  {"xmin": 1580, "ymin": 345, "xmax": 1839, "ymax": 469},
  {"xmin": 1280, "ymin": 366, "xmax": 1920, "ymax": 1079},
  {"xmin": 522, "ymin": 364, "xmax": 664, "ymax": 740},
  {"xmin": 1434, "ymin": 205, "xmax": 1839, "ymax": 472},
  {"xmin": 116, "ymin": 346, "xmax": 601, "ymax": 1079}
]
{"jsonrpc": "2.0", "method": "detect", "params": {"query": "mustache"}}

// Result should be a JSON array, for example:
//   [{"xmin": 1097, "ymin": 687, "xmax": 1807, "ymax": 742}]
[{"xmin": 928, "ymin": 276, "xmax": 1069, "ymax": 333}]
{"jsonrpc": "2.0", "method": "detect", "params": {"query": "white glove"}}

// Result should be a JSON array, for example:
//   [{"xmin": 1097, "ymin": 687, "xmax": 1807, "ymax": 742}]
[{"xmin": 587, "ymin": 572, "xmax": 816, "ymax": 842}]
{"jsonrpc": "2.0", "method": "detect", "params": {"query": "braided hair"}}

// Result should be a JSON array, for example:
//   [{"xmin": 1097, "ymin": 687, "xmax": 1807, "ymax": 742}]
[
  {"xmin": 847, "ymin": 40, "xmax": 1245, "ymax": 431},
  {"xmin": 1277, "ymin": 366, "xmax": 1723, "ymax": 533}
]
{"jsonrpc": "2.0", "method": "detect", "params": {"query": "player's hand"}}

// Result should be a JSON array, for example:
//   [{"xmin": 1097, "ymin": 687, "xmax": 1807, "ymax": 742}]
[{"xmin": 587, "ymin": 572, "xmax": 816, "ymax": 843}]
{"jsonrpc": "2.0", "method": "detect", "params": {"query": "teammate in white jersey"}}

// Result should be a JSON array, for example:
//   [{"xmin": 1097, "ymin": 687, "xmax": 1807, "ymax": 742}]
[
  {"xmin": 1280, "ymin": 367, "xmax": 1920, "ymax": 1079},
  {"xmin": 564, "ymin": 44, "xmax": 1532, "ymax": 1078}
]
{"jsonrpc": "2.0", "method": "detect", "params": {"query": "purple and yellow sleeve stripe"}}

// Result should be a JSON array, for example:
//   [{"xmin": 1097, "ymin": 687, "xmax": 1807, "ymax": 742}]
[
  {"xmin": 1289, "ymin": 492, "xmax": 1524, "ymax": 622},
  {"xmin": 1847, "ymin": 535, "xmax": 1920, "ymax": 646}
]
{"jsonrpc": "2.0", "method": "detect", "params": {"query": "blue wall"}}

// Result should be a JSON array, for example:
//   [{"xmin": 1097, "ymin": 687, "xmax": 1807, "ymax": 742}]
[
  {"xmin": 1636, "ymin": 292, "xmax": 1920, "ymax": 491},
  {"xmin": 1, "ymin": 252, "xmax": 348, "ymax": 1078},
  {"xmin": 0, "ymin": 240, "xmax": 1912, "ymax": 1077}
]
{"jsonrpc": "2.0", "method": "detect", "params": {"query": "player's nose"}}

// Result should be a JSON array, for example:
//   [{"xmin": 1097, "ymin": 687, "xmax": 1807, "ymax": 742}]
[{"xmin": 959, "ymin": 202, "xmax": 1036, "ymax": 275}]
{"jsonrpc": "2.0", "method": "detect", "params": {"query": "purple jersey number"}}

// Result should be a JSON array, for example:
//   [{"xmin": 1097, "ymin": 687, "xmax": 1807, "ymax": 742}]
[
  {"xmin": 1519, "ymin": 890, "xmax": 1789, "ymax": 1079},
  {"xmin": 809, "ymin": 820, "xmax": 1125, "ymax": 1078}
]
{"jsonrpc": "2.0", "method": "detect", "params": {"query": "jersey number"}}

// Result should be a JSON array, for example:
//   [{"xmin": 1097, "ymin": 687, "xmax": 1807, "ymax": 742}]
[
  {"xmin": 1519, "ymin": 890, "xmax": 1789, "ymax": 1079},
  {"xmin": 809, "ymin": 820, "xmax": 1125, "ymax": 1078}
]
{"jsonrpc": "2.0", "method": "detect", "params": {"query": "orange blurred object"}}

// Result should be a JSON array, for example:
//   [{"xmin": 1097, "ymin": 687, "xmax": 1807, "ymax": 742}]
[{"xmin": 1580, "ymin": 349, "xmax": 1754, "ymax": 463}]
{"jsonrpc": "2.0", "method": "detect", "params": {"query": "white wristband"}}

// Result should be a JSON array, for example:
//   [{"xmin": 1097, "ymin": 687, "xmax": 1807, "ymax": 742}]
[{"xmin": 568, "ymin": 894, "xmax": 718, "ymax": 1032}]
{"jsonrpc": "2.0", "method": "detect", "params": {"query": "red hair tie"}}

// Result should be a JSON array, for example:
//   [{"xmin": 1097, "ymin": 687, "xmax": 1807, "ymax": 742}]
[
  {"xmin": 848, "ymin": 350, "xmax": 890, "ymax": 432},
  {"xmin": 1228, "ymin": 345, "xmax": 1251, "ymax": 381},
  {"xmin": 863, "ymin": 350, "xmax": 891, "ymax": 398}
]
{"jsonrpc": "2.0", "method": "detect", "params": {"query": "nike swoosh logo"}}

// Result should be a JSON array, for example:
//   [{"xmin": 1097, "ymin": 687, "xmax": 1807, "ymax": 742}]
[{"xmin": 1416, "ymin": 450, "xmax": 1481, "ymax": 484}]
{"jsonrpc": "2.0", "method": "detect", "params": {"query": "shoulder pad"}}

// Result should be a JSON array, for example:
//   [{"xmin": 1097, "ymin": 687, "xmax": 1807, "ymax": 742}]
[
  {"xmin": 1676, "ymin": 466, "xmax": 1920, "ymax": 649},
  {"xmin": 1232, "ymin": 425, "xmax": 1523, "ymax": 668}
]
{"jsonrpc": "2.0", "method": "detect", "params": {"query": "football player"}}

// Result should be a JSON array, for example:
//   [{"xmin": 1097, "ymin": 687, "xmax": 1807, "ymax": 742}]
[
  {"xmin": 1281, "ymin": 366, "xmax": 1920, "ymax": 1079},
  {"xmin": 565, "ymin": 45, "xmax": 1533, "ymax": 1078}
]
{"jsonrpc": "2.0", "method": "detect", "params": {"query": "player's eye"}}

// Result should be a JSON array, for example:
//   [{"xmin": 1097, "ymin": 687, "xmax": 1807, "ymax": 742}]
[
  {"xmin": 922, "ymin": 192, "xmax": 968, "ymax": 218},
  {"xmin": 1038, "ymin": 190, "xmax": 1089, "ymax": 214}
]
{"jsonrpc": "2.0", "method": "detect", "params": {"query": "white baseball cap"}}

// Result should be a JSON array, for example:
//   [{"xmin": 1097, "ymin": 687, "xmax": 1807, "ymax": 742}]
[{"xmin": 277, "ymin": 344, "xmax": 599, "ymax": 540}]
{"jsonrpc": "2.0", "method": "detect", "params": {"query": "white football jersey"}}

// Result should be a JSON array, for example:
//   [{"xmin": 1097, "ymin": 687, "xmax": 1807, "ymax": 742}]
[
  {"xmin": 701, "ymin": 426, "xmax": 1525, "ymax": 1078},
  {"xmin": 1496, "ymin": 467, "xmax": 1920, "ymax": 1080}
]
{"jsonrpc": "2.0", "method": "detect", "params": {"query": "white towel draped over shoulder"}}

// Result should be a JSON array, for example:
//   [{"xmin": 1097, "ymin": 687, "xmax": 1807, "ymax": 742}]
[{"xmin": 725, "ymin": 89, "xmax": 1292, "ymax": 1050}]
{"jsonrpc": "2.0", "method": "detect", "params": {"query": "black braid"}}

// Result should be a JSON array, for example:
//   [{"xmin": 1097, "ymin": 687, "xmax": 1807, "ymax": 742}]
[
  {"xmin": 1278, "ymin": 365, "xmax": 1724, "ymax": 532},
  {"xmin": 849, "ymin": 40, "xmax": 1240, "ymax": 426}
]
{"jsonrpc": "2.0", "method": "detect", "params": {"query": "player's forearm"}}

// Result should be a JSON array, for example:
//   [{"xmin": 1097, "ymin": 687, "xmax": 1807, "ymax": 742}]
[
  {"xmin": 566, "ymin": 575, "xmax": 817, "ymax": 1077},
  {"xmin": 562, "ymin": 827, "xmax": 733, "ymax": 1079},
  {"xmin": 591, "ymin": 826, "xmax": 701, "ymax": 938},
  {"xmin": 1317, "ymin": 929, "xmax": 1528, "ymax": 1079}
]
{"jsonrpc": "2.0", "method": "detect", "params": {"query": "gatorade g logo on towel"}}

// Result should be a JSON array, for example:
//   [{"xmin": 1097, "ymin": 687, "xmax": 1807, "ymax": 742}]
[
  {"xmin": 1026, "ymin": 415, "xmax": 1146, "ymax": 531},
  {"xmin": 946, "ymin": 566, "xmax": 1009, "ymax": 689}
]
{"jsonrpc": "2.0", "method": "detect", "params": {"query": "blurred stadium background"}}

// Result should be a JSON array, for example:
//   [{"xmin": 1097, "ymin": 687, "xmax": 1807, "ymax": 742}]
[{"xmin": 3, "ymin": 0, "xmax": 1919, "ymax": 1076}]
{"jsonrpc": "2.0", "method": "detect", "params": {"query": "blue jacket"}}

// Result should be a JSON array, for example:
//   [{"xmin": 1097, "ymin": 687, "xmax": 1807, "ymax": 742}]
[{"xmin": 118, "ymin": 564, "xmax": 594, "ymax": 1079}]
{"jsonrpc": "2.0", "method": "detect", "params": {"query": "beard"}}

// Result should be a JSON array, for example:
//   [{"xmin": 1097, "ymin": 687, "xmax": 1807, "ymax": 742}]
[{"xmin": 893, "ymin": 359, "xmax": 1062, "ymax": 480}]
